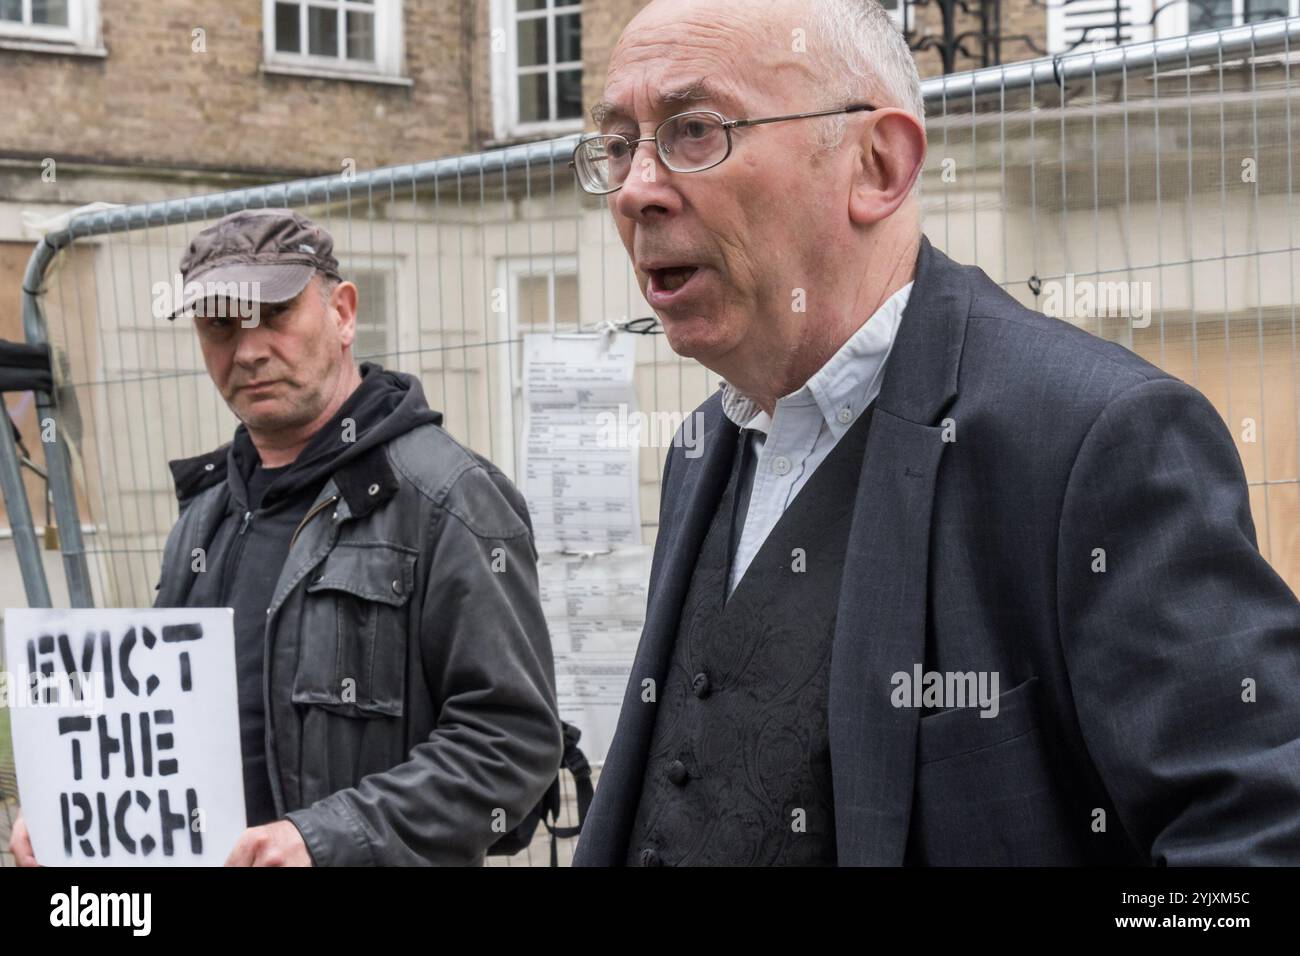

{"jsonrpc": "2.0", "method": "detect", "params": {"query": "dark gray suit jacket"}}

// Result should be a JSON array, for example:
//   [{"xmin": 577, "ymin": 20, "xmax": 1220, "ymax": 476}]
[{"xmin": 573, "ymin": 235, "xmax": 1300, "ymax": 866}]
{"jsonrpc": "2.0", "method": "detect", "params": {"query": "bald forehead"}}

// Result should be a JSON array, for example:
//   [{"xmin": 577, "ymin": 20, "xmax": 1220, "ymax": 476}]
[
  {"xmin": 592, "ymin": 76, "xmax": 744, "ymax": 129},
  {"xmin": 599, "ymin": 0, "xmax": 813, "ymax": 128}
]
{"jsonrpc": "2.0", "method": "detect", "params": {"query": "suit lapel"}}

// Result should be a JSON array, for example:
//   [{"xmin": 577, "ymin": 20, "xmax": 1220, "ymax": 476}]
[
  {"xmin": 830, "ymin": 235, "xmax": 971, "ymax": 865},
  {"xmin": 574, "ymin": 401, "xmax": 739, "ymax": 864}
]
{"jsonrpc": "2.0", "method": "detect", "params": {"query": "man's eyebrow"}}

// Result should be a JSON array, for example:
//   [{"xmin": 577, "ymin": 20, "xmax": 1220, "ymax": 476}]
[{"xmin": 591, "ymin": 79, "xmax": 739, "ymax": 127}]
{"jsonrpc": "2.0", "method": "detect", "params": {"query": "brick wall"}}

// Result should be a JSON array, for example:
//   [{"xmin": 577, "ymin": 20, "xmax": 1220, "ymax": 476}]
[{"xmin": 0, "ymin": 0, "xmax": 475, "ymax": 177}]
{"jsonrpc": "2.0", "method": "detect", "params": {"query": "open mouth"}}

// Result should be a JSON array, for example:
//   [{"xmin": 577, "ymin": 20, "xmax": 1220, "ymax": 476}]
[{"xmin": 649, "ymin": 266, "xmax": 701, "ymax": 297}]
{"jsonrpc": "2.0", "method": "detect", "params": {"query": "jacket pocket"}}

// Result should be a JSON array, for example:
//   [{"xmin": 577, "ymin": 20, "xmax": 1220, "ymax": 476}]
[
  {"xmin": 911, "ymin": 676, "xmax": 1081, "ymax": 864},
  {"xmin": 916, "ymin": 675, "xmax": 1040, "ymax": 764},
  {"xmin": 291, "ymin": 542, "xmax": 417, "ymax": 718}
]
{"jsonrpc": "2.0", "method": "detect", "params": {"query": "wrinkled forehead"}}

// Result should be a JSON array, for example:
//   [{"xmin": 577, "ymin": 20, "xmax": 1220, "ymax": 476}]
[
  {"xmin": 598, "ymin": 1, "xmax": 807, "ymax": 129},
  {"xmin": 591, "ymin": 76, "xmax": 748, "ymax": 130}
]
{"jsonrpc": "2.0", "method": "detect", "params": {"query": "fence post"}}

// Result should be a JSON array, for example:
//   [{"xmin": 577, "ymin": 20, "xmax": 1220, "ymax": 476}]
[
  {"xmin": 0, "ymin": 394, "xmax": 50, "ymax": 608},
  {"xmin": 20, "ymin": 236, "xmax": 93, "ymax": 608}
]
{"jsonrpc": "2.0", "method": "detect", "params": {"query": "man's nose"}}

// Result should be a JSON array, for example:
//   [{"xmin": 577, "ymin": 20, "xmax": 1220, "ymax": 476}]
[
  {"xmin": 232, "ymin": 320, "xmax": 272, "ymax": 366},
  {"xmin": 614, "ymin": 139, "xmax": 677, "ymax": 218}
]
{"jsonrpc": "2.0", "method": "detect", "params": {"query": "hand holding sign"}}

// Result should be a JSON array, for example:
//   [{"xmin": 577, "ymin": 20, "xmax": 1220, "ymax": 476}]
[
  {"xmin": 224, "ymin": 819, "xmax": 313, "ymax": 866},
  {"xmin": 8, "ymin": 813, "xmax": 37, "ymax": 866},
  {"xmin": 3, "ymin": 608, "xmax": 246, "ymax": 866}
]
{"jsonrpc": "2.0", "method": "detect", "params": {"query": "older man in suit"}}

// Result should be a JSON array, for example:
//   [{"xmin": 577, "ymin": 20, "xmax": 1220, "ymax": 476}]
[{"xmin": 571, "ymin": 0, "xmax": 1300, "ymax": 866}]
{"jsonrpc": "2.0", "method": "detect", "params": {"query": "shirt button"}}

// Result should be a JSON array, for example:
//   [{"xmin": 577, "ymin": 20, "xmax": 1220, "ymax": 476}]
[
  {"xmin": 691, "ymin": 672, "xmax": 711, "ymax": 699},
  {"xmin": 639, "ymin": 847, "xmax": 662, "ymax": 867},
  {"xmin": 368, "ymin": 483, "xmax": 380, "ymax": 496},
  {"xmin": 772, "ymin": 455, "xmax": 791, "ymax": 475},
  {"xmin": 667, "ymin": 759, "xmax": 688, "ymax": 786},
  {"xmin": 837, "ymin": 407, "xmax": 853, "ymax": 424},
  {"xmin": 203, "ymin": 462, "xmax": 215, "ymax": 472}
]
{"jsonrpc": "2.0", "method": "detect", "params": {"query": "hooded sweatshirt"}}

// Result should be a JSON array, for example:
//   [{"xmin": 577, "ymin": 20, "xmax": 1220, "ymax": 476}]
[{"xmin": 182, "ymin": 362, "xmax": 442, "ymax": 825}]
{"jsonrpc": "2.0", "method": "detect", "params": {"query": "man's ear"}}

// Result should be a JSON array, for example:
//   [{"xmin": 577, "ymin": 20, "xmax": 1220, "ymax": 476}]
[
  {"xmin": 848, "ymin": 108, "xmax": 927, "ymax": 226},
  {"xmin": 333, "ymin": 280, "xmax": 360, "ymax": 349}
]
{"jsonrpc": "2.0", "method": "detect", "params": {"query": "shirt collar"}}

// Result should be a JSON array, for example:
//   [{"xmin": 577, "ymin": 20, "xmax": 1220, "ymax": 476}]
[{"xmin": 720, "ymin": 281, "xmax": 914, "ymax": 437}]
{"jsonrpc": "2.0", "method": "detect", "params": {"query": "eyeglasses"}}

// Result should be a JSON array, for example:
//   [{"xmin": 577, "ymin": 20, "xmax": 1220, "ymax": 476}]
[{"xmin": 569, "ymin": 103, "xmax": 877, "ymax": 196}]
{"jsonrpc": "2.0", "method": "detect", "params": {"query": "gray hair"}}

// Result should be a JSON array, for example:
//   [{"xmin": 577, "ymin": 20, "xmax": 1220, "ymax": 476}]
[
  {"xmin": 316, "ymin": 271, "xmax": 341, "ymax": 308},
  {"xmin": 806, "ymin": 0, "xmax": 924, "ymax": 174}
]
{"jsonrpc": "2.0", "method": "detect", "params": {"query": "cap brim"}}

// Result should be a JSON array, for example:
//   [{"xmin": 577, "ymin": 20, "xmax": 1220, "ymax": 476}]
[{"xmin": 167, "ymin": 263, "xmax": 316, "ymax": 320}]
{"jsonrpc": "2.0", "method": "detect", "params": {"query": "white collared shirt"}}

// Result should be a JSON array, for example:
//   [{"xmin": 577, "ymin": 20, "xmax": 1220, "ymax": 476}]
[{"xmin": 720, "ymin": 281, "xmax": 913, "ymax": 596}]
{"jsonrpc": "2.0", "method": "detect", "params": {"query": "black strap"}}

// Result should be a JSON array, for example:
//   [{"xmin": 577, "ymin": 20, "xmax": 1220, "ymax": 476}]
[
  {"xmin": 542, "ymin": 722, "xmax": 595, "ymax": 866},
  {"xmin": 0, "ymin": 339, "xmax": 52, "ymax": 394}
]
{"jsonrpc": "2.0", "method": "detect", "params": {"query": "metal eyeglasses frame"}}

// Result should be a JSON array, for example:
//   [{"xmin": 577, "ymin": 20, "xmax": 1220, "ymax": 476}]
[{"xmin": 569, "ymin": 103, "xmax": 879, "ymax": 195}]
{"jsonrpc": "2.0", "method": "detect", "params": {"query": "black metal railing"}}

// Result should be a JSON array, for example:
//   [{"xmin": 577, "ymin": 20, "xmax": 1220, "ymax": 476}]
[{"xmin": 901, "ymin": 0, "xmax": 1295, "ymax": 72}]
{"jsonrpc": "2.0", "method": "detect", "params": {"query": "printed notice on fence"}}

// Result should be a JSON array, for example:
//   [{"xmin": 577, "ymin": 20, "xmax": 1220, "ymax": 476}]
[
  {"xmin": 520, "ymin": 332, "xmax": 642, "ymax": 553},
  {"xmin": 2, "ymin": 607, "xmax": 245, "ymax": 866},
  {"xmin": 540, "ymin": 548, "xmax": 650, "ymax": 765}
]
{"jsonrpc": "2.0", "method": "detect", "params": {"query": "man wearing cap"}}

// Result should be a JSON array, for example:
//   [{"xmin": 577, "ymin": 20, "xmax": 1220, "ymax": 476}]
[{"xmin": 10, "ymin": 208, "xmax": 563, "ymax": 867}]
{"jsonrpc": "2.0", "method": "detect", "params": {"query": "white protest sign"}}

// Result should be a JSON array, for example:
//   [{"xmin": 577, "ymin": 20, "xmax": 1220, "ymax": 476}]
[{"xmin": 2, "ymin": 607, "xmax": 246, "ymax": 866}]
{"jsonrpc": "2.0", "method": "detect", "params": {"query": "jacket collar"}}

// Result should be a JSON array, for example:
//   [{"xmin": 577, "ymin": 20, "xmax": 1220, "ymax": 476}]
[
  {"xmin": 875, "ymin": 234, "xmax": 969, "ymax": 425},
  {"xmin": 169, "ymin": 443, "xmax": 231, "ymax": 509},
  {"xmin": 168, "ymin": 429, "xmax": 400, "ymax": 519}
]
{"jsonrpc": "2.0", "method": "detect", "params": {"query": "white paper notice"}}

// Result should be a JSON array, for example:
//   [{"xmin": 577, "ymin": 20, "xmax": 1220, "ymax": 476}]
[
  {"xmin": 2, "ymin": 607, "xmax": 246, "ymax": 866},
  {"xmin": 541, "ymin": 548, "xmax": 651, "ymax": 765},
  {"xmin": 520, "ymin": 332, "xmax": 641, "ymax": 554}
]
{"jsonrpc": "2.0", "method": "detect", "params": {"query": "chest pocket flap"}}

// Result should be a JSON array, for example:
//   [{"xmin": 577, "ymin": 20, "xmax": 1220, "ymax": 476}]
[{"xmin": 293, "ymin": 542, "xmax": 418, "ymax": 717}]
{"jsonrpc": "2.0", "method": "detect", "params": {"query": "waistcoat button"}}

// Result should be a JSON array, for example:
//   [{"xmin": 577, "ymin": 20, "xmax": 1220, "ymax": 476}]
[{"xmin": 667, "ymin": 759, "xmax": 688, "ymax": 786}]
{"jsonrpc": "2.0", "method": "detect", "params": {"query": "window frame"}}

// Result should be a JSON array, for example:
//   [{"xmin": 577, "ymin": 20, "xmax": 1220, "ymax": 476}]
[
  {"xmin": 348, "ymin": 266, "xmax": 397, "ymax": 365},
  {"xmin": 1171, "ymin": 0, "xmax": 1300, "ymax": 35},
  {"xmin": 261, "ymin": 0, "xmax": 405, "ymax": 82},
  {"xmin": 490, "ymin": 0, "xmax": 585, "ymax": 141},
  {"xmin": 1047, "ymin": 0, "xmax": 1300, "ymax": 55},
  {"xmin": 0, "ymin": 0, "xmax": 102, "ymax": 55}
]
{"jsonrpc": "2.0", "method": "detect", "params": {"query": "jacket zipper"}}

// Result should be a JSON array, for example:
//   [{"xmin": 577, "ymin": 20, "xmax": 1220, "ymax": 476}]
[
  {"xmin": 218, "ymin": 509, "xmax": 255, "ymax": 606},
  {"xmin": 265, "ymin": 491, "xmax": 340, "ymax": 816},
  {"xmin": 289, "ymin": 493, "xmax": 340, "ymax": 551}
]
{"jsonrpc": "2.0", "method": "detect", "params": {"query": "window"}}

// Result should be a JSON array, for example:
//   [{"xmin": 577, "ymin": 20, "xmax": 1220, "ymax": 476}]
[
  {"xmin": 1047, "ymin": 0, "xmax": 1158, "ymax": 53},
  {"xmin": 263, "ymin": 0, "xmax": 405, "ymax": 82},
  {"xmin": 0, "ymin": 0, "xmax": 102, "ymax": 54},
  {"xmin": 349, "ymin": 269, "xmax": 394, "ymax": 364},
  {"xmin": 1185, "ymin": 0, "xmax": 1296, "ymax": 32},
  {"xmin": 491, "ymin": 0, "xmax": 584, "ymax": 139},
  {"xmin": 1047, "ymin": 0, "xmax": 1299, "ymax": 54}
]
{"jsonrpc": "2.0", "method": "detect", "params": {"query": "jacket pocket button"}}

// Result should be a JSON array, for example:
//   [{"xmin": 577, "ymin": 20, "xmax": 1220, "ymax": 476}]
[{"xmin": 391, "ymin": 579, "xmax": 401, "ymax": 594}]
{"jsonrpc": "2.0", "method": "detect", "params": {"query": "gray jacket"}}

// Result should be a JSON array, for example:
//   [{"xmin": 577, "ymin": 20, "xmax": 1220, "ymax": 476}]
[{"xmin": 155, "ymin": 420, "xmax": 564, "ymax": 865}]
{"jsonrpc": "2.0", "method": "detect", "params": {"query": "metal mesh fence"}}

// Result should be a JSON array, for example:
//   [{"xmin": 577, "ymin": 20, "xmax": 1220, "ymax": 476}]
[{"xmin": 4, "ymin": 17, "xmax": 1299, "ymax": 865}]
